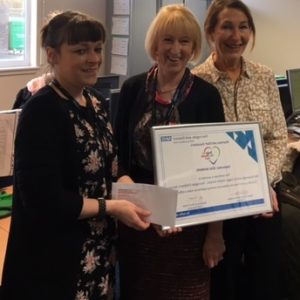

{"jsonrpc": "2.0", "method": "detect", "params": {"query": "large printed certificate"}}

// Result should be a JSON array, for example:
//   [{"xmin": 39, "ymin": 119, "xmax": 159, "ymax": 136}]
[{"xmin": 151, "ymin": 122, "xmax": 272, "ymax": 228}]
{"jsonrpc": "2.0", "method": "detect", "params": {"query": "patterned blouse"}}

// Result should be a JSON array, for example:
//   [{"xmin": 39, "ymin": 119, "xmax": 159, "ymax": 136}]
[
  {"xmin": 66, "ymin": 93, "xmax": 118, "ymax": 300},
  {"xmin": 192, "ymin": 54, "xmax": 288, "ymax": 185}
]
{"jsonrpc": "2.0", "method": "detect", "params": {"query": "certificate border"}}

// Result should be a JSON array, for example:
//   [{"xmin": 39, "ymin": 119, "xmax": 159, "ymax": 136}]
[{"xmin": 151, "ymin": 122, "xmax": 272, "ymax": 227}]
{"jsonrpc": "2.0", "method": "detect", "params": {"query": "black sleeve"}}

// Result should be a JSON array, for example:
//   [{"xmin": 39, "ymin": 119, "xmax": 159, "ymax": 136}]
[
  {"xmin": 14, "ymin": 90, "xmax": 83, "ymax": 227},
  {"xmin": 12, "ymin": 87, "xmax": 32, "ymax": 109},
  {"xmin": 179, "ymin": 77, "xmax": 225, "ymax": 124},
  {"xmin": 114, "ymin": 74, "xmax": 147, "ymax": 177},
  {"xmin": 202, "ymin": 82, "xmax": 225, "ymax": 123},
  {"xmin": 114, "ymin": 78, "xmax": 133, "ymax": 176}
]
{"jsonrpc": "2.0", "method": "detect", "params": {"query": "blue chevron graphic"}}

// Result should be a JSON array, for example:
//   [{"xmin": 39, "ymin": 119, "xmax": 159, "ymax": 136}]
[{"xmin": 226, "ymin": 130, "xmax": 258, "ymax": 162}]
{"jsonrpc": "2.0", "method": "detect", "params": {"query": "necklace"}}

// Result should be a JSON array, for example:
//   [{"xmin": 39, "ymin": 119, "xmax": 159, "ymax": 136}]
[
  {"xmin": 156, "ymin": 87, "xmax": 177, "ymax": 99},
  {"xmin": 51, "ymin": 79, "xmax": 88, "ymax": 109},
  {"xmin": 157, "ymin": 87, "xmax": 177, "ymax": 94}
]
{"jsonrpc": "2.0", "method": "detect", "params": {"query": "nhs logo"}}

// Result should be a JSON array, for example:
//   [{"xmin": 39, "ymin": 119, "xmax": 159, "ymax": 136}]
[{"xmin": 161, "ymin": 136, "xmax": 172, "ymax": 142}]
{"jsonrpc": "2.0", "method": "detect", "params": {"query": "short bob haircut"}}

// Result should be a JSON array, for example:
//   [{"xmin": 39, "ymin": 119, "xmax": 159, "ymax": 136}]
[
  {"xmin": 41, "ymin": 10, "xmax": 106, "ymax": 50},
  {"xmin": 205, "ymin": 0, "xmax": 256, "ymax": 49},
  {"xmin": 145, "ymin": 4, "xmax": 202, "ymax": 65}
]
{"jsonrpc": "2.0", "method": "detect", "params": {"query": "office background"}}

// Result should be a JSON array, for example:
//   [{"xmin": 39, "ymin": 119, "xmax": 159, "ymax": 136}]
[{"xmin": 0, "ymin": 0, "xmax": 299, "ymax": 110}]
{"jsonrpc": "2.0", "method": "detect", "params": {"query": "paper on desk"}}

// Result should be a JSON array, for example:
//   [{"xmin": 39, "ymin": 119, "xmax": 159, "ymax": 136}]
[
  {"xmin": 0, "ymin": 109, "xmax": 21, "ymax": 176},
  {"xmin": 112, "ymin": 183, "xmax": 178, "ymax": 227}
]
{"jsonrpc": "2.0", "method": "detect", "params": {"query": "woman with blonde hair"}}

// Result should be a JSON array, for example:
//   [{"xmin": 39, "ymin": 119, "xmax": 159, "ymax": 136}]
[{"xmin": 115, "ymin": 4, "xmax": 225, "ymax": 300}]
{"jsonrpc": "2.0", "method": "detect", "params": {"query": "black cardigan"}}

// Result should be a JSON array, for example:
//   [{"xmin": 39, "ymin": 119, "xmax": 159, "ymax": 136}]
[
  {"xmin": 114, "ymin": 72, "xmax": 225, "ymax": 182},
  {"xmin": 1, "ymin": 86, "xmax": 102, "ymax": 300}
]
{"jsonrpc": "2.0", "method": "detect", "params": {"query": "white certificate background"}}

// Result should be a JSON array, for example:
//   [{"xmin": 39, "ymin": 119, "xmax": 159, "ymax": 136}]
[{"xmin": 151, "ymin": 123, "xmax": 272, "ymax": 227}]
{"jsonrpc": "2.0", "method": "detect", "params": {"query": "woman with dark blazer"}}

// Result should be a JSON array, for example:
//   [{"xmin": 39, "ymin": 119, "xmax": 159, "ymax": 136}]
[{"xmin": 114, "ymin": 4, "xmax": 226, "ymax": 300}]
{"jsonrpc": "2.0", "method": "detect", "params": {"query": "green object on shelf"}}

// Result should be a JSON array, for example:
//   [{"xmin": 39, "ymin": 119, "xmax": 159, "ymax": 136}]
[
  {"xmin": 9, "ymin": 18, "xmax": 24, "ymax": 50},
  {"xmin": 0, "ymin": 192, "xmax": 12, "ymax": 218},
  {"xmin": 275, "ymin": 74, "xmax": 286, "ymax": 80}
]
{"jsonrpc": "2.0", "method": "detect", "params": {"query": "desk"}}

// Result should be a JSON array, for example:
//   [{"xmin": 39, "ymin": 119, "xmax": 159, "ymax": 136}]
[
  {"xmin": 281, "ymin": 136, "xmax": 300, "ymax": 299},
  {"xmin": 282, "ymin": 134, "xmax": 300, "ymax": 172},
  {"xmin": 0, "ymin": 186, "xmax": 12, "ymax": 285}
]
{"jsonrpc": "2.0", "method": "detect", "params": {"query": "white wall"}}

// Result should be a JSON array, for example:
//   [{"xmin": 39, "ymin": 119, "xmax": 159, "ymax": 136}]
[
  {"xmin": 0, "ymin": 0, "xmax": 106, "ymax": 110},
  {"xmin": 1, "ymin": 0, "xmax": 300, "ymax": 109},
  {"xmin": 244, "ymin": 0, "xmax": 300, "ymax": 75}
]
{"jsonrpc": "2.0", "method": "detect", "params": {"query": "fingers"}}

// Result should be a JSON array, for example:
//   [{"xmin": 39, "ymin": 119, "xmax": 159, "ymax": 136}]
[
  {"xmin": 130, "ymin": 208, "xmax": 151, "ymax": 230},
  {"xmin": 135, "ymin": 206, "xmax": 151, "ymax": 218},
  {"xmin": 203, "ymin": 235, "xmax": 225, "ymax": 268},
  {"xmin": 271, "ymin": 188, "xmax": 279, "ymax": 212},
  {"xmin": 203, "ymin": 251, "xmax": 224, "ymax": 269},
  {"xmin": 126, "ymin": 211, "xmax": 150, "ymax": 231},
  {"xmin": 255, "ymin": 187, "xmax": 279, "ymax": 219},
  {"xmin": 165, "ymin": 227, "xmax": 182, "ymax": 235},
  {"xmin": 152, "ymin": 224, "xmax": 166, "ymax": 237},
  {"xmin": 130, "ymin": 206, "xmax": 151, "ymax": 230},
  {"xmin": 260, "ymin": 212, "xmax": 274, "ymax": 218},
  {"xmin": 204, "ymin": 256, "xmax": 223, "ymax": 269},
  {"xmin": 132, "ymin": 218, "xmax": 150, "ymax": 231},
  {"xmin": 207, "ymin": 259, "xmax": 215, "ymax": 269},
  {"xmin": 114, "ymin": 200, "xmax": 151, "ymax": 230},
  {"xmin": 152, "ymin": 224, "xmax": 183, "ymax": 237}
]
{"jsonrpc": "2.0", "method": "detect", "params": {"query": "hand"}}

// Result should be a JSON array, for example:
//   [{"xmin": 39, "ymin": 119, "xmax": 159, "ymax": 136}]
[
  {"xmin": 107, "ymin": 200, "xmax": 151, "ymax": 230},
  {"xmin": 202, "ymin": 234, "xmax": 225, "ymax": 269},
  {"xmin": 152, "ymin": 224, "xmax": 182, "ymax": 237},
  {"xmin": 260, "ymin": 186, "xmax": 279, "ymax": 218}
]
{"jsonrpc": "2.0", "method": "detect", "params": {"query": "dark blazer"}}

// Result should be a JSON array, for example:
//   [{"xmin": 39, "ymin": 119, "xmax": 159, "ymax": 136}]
[{"xmin": 114, "ymin": 72, "xmax": 225, "ymax": 181}]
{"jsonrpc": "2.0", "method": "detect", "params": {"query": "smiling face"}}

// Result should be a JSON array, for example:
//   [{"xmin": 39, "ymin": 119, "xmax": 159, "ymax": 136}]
[
  {"xmin": 48, "ymin": 40, "xmax": 103, "ymax": 93},
  {"xmin": 155, "ymin": 31, "xmax": 194, "ymax": 78},
  {"xmin": 210, "ymin": 7, "xmax": 252, "ymax": 64}
]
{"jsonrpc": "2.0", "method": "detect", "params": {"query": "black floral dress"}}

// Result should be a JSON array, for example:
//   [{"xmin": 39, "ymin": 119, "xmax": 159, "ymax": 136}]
[{"xmin": 65, "ymin": 92, "xmax": 118, "ymax": 300}]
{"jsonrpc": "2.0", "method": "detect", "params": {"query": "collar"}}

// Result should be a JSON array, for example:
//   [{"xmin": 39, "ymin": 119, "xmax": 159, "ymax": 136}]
[{"xmin": 207, "ymin": 53, "xmax": 252, "ymax": 83}]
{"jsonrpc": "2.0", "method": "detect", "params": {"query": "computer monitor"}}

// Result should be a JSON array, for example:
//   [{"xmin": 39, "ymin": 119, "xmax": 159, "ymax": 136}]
[
  {"xmin": 276, "ymin": 77, "xmax": 288, "ymax": 86},
  {"xmin": 276, "ymin": 78, "xmax": 293, "ymax": 121},
  {"xmin": 109, "ymin": 88, "xmax": 120, "ymax": 130},
  {"xmin": 93, "ymin": 75, "xmax": 120, "ymax": 101},
  {"xmin": 287, "ymin": 68, "xmax": 300, "ymax": 115}
]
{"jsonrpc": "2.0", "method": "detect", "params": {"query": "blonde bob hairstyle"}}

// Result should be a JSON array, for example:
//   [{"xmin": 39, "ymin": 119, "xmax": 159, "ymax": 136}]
[{"xmin": 145, "ymin": 4, "xmax": 202, "ymax": 65}]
